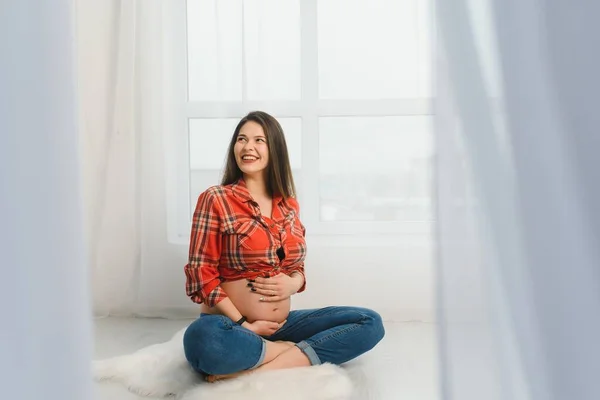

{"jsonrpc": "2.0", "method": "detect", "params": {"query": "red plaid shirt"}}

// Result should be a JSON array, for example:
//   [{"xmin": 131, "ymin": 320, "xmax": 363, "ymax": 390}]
[{"xmin": 184, "ymin": 179, "xmax": 307, "ymax": 307}]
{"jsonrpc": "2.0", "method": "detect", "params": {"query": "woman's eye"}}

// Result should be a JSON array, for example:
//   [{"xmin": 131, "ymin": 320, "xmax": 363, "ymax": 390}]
[
  {"xmin": 257, "ymin": 138, "xmax": 265, "ymax": 143},
  {"xmin": 237, "ymin": 137, "xmax": 246, "ymax": 142}
]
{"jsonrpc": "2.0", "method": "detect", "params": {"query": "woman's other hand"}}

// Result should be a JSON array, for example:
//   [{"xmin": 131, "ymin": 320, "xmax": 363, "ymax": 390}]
[
  {"xmin": 243, "ymin": 319, "xmax": 286, "ymax": 336},
  {"xmin": 248, "ymin": 273, "xmax": 302, "ymax": 302}
]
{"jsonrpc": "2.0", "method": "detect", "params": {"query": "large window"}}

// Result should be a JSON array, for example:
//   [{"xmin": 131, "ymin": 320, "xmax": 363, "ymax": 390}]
[{"xmin": 163, "ymin": 0, "xmax": 435, "ymax": 242}]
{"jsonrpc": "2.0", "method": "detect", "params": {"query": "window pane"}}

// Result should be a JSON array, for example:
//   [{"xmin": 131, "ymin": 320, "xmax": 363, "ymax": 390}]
[
  {"xmin": 187, "ymin": 0, "xmax": 243, "ymax": 101},
  {"xmin": 189, "ymin": 117, "xmax": 302, "ymax": 215},
  {"xmin": 186, "ymin": 0, "xmax": 300, "ymax": 101},
  {"xmin": 279, "ymin": 118, "xmax": 302, "ymax": 169},
  {"xmin": 318, "ymin": 0, "xmax": 433, "ymax": 99},
  {"xmin": 244, "ymin": 0, "xmax": 301, "ymax": 100},
  {"xmin": 189, "ymin": 118, "xmax": 239, "ymax": 170},
  {"xmin": 319, "ymin": 116, "xmax": 434, "ymax": 221}
]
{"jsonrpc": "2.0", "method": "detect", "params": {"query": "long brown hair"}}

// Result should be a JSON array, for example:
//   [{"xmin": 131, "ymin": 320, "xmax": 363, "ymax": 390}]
[{"xmin": 221, "ymin": 111, "xmax": 296, "ymax": 199}]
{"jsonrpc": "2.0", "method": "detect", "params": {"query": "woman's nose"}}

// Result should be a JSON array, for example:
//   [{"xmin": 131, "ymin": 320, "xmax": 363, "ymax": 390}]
[{"xmin": 242, "ymin": 142, "xmax": 254, "ymax": 151}]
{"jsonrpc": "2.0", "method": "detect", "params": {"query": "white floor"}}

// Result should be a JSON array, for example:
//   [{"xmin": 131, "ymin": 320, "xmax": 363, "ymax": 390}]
[{"xmin": 93, "ymin": 317, "xmax": 440, "ymax": 400}]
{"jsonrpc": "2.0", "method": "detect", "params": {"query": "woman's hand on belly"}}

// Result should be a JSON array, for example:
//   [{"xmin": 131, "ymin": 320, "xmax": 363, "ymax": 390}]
[
  {"xmin": 221, "ymin": 280, "xmax": 290, "ymax": 323},
  {"xmin": 243, "ymin": 319, "xmax": 287, "ymax": 336},
  {"xmin": 248, "ymin": 273, "xmax": 302, "ymax": 302}
]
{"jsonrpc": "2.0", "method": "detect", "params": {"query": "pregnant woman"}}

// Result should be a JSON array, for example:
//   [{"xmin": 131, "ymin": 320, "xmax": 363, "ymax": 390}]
[{"xmin": 183, "ymin": 111, "xmax": 385, "ymax": 382}]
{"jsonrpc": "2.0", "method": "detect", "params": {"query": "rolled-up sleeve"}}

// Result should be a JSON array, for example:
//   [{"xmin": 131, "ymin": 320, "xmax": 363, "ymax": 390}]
[
  {"xmin": 290, "ymin": 264, "xmax": 306, "ymax": 293},
  {"xmin": 287, "ymin": 197, "xmax": 307, "ymax": 293},
  {"xmin": 184, "ymin": 189, "xmax": 228, "ymax": 307}
]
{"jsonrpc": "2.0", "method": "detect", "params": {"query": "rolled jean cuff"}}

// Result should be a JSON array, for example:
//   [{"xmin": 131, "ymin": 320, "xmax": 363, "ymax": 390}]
[
  {"xmin": 249, "ymin": 338, "xmax": 267, "ymax": 370},
  {"xmin": 295, "ymin": 341, "xmax": 322, "ymax": 365}
]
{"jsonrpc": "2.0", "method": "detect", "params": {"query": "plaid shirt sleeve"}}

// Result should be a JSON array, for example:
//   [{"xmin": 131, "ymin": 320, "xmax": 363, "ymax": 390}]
[
  {"xmin": 184, "ymin": 188, "xmax": 228, "ymax": 307},
  {"xmin": 287, "ymin": 197, "xmax": 307, "ymax": 293},
  {"xmin": 290, "ymin": 267, "xmax": 306, "ymax": 293}
]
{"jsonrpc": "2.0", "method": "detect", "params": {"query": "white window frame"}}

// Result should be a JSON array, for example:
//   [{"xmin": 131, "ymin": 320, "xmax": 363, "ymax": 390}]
[{"xmin": 162, "ymin": 0, "xmax": 435, "ymax": 244}]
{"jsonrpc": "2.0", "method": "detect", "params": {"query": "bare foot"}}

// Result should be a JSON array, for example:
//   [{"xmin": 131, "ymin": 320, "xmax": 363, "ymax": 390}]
[
  {"xmin": 205, "ymin": 341, "xmax": 296, "ymax": 383},
  {"xmin": 252, "ymin": 346, "xmax": 311, "ymax": 373},
  {"xmin": 206, "ymin": 371, "xmax": 248, "ymax": 383}
]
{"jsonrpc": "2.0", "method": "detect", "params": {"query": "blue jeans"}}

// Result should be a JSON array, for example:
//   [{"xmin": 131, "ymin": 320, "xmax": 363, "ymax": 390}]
[{"xmin": 183, "ymin": 306, "xmax": 385, "ymax": 376}]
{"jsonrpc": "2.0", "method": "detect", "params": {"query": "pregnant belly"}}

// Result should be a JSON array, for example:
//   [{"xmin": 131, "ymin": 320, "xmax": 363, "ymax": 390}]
[{"xmin": 202, "ymin": 279, "xmax": 291, "ymax": 323}]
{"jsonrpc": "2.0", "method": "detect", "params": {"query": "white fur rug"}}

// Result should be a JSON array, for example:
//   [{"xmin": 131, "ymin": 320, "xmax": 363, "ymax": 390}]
[{"xmin": 93, "ymin": 327, "xmax": 354, "ymax": 400}]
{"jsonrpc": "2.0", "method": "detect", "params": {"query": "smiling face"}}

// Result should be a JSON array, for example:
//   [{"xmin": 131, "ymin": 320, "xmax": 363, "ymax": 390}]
[
  {"xmin": 233, "ymin": 120, "xmax": 270, "ymax": 179},
  {"xmin": 222, "ymin": 111, "xmax": 296, "ymax": 199}
]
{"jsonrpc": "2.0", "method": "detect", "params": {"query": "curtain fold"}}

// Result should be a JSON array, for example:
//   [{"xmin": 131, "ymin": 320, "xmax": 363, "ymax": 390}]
[
  {"xmin": 434, "ymin": 1, "xmax": 600, "ymax": 399},
  {"xmin": 77, "ymin": 0, "xmax": 140, "ymax": 316},
  {"xmin": 1, "ymin": 1, "xmax": 93, "ymax": 398}
]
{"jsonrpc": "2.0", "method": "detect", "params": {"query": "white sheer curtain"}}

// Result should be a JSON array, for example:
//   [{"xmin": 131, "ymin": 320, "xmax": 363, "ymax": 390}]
[
  {"xmin": 1, "ymin": 1, "xmax": 92, "ymax": 398},
  {"xmin": 434, "ymin": 1, "xmax": 600, "ymax": 400},
  {"xmin": 76, "ymin": 0, "xmax": 166, "ymax": 317},
  {"xmin": 76, "ymin": 0, "xmax": 139, "ymax": 316}
]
